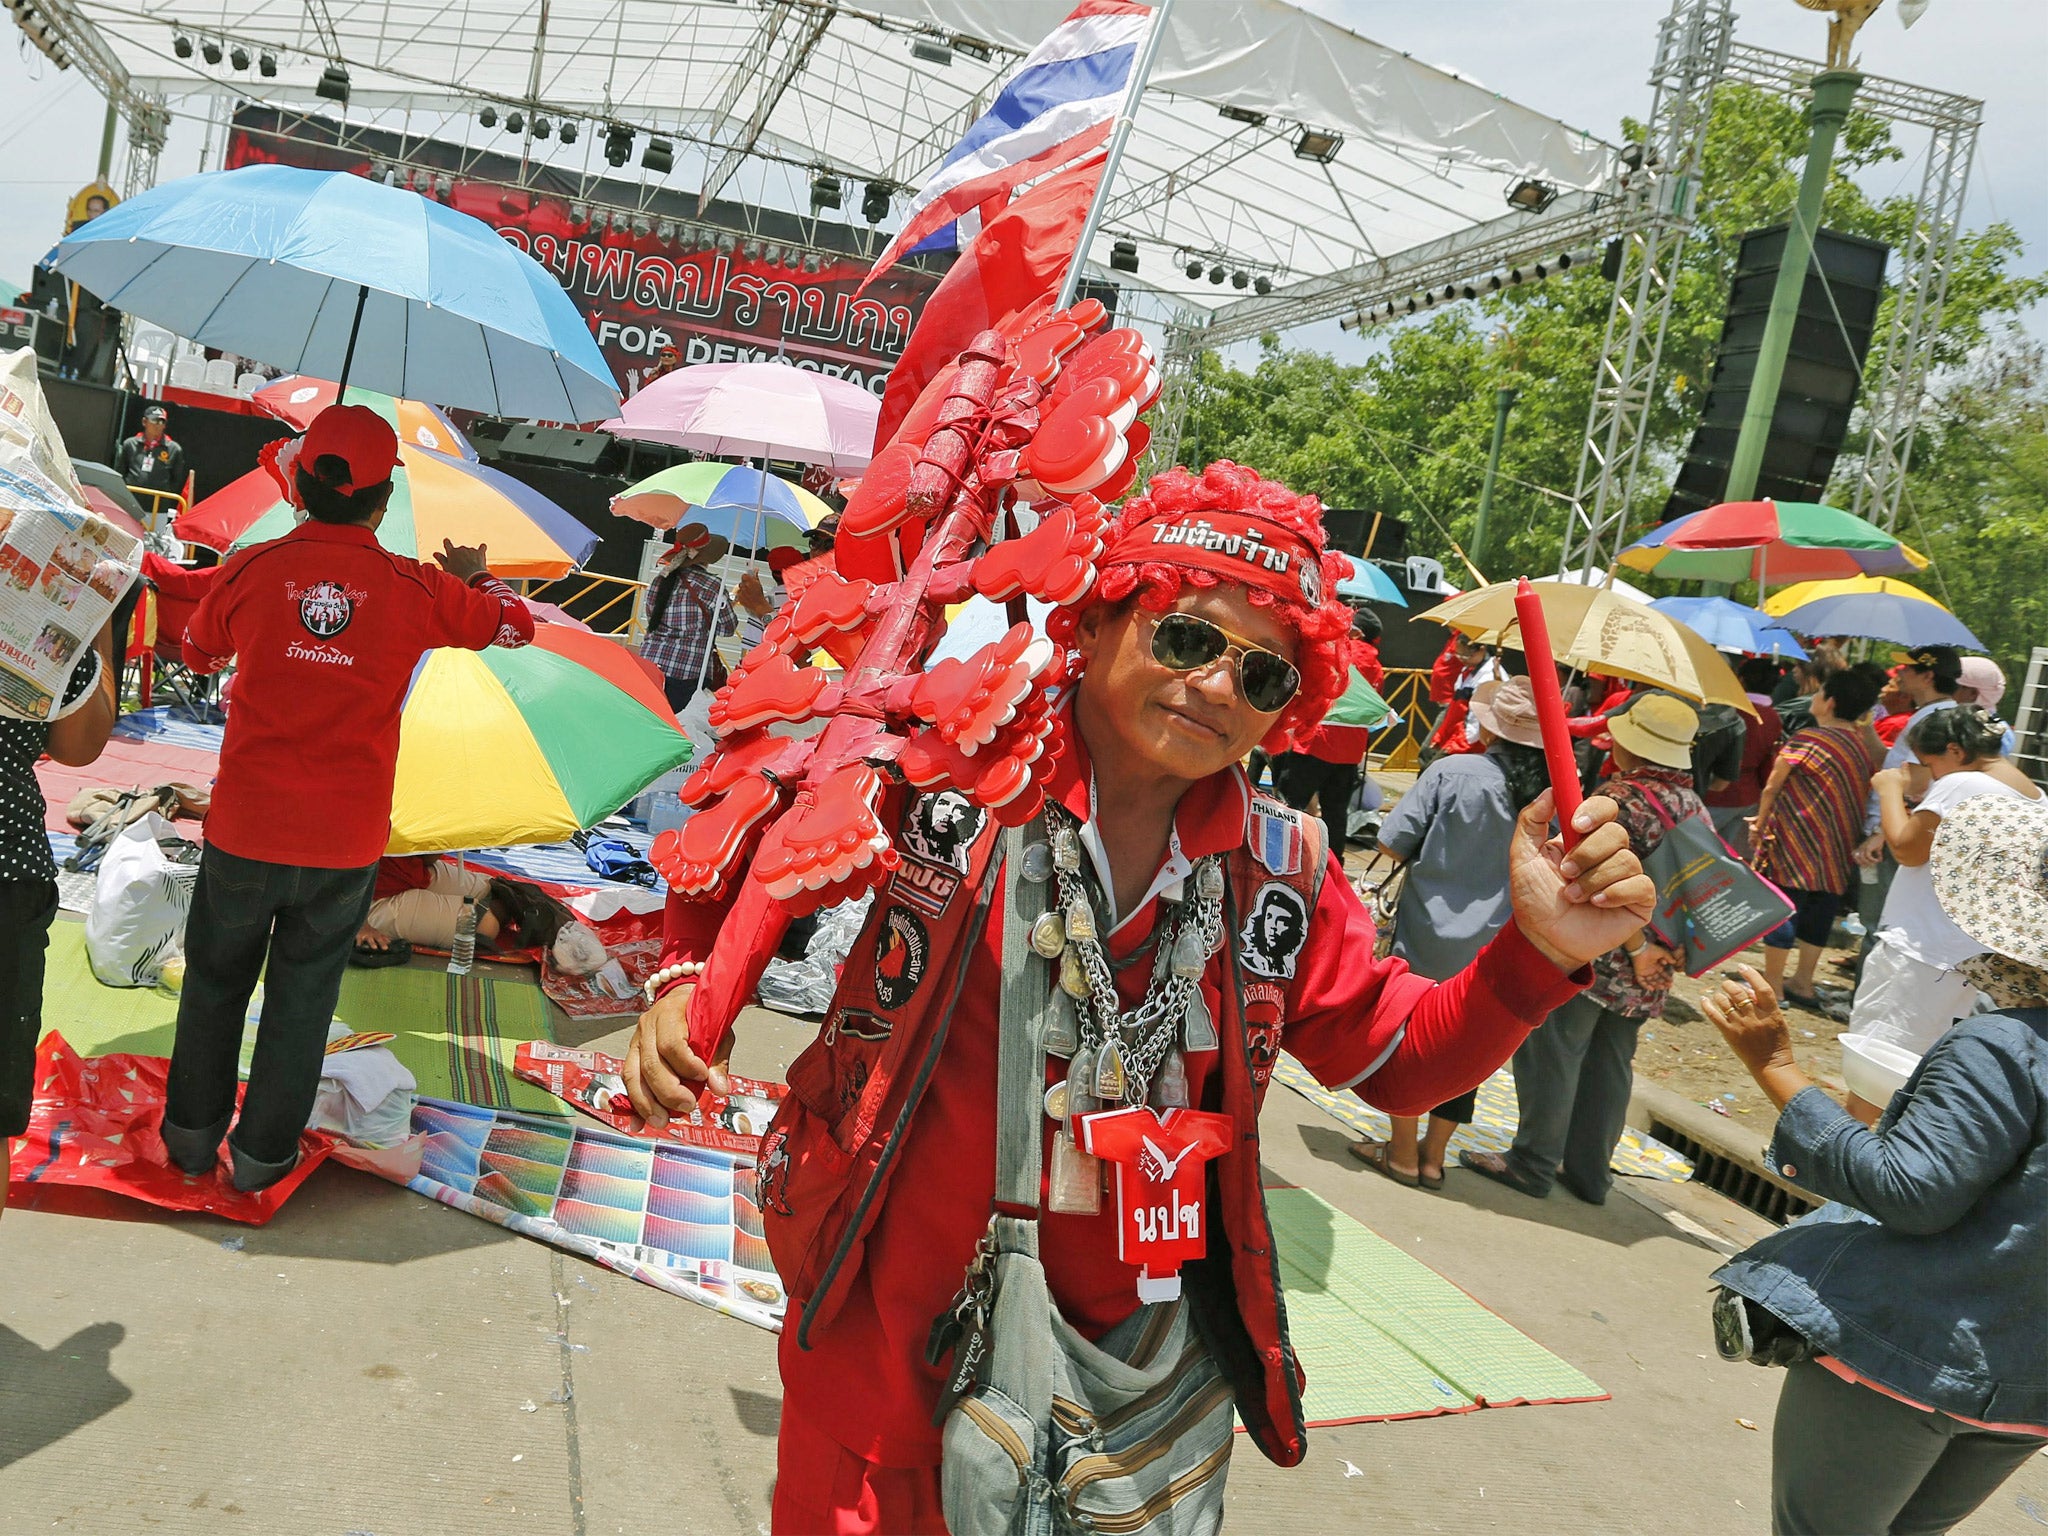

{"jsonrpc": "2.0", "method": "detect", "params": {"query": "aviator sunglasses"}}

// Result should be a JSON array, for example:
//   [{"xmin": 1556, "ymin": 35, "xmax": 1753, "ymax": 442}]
[{"xmin": 1142, "ymin": 611, "xmax": 1301, "ymax": 714}]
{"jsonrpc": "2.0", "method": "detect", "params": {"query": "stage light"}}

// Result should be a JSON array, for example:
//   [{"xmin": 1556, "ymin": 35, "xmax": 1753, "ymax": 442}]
[
  {"xmin": 434, "ymin": 175, "xmax": 451, "ymax": 200},
  {"xmin": 1110, "ymin": 240, "xmax": 1139, "ymax": 275},
  {"xmin": 861, "ymin": 181, "xmax": 890, "ymax": 224},
  {"xmin": 559, "ymin": 120, "xmax": 577, "ymax": 145},
  {"xmin": 1403, "ymin": 296, "xmax": 1418, "ymax": 314},
  {"xmin": 479, "ymin": 104, "xmax": 497, "ymax": 128},
  {"xmin": 1292, "ymin": 126, "xmax": 1342, "ymax": 164},
  {"xmin": 1218, "ymin": 104, "xmax": 1268, "ymax": 128},
  {"xmin": 506, "ymin": 109, "xmax": 524, "ymax": 134},
  {"xmin": 764, "ymin": 243, "xmax": 783, "ymax": 265},
  {"xmin": 1505, "ymin": 177, "xmax": 1559, "ymax": 214},
  {"xmin": 611, "ymin": 210, "xmax": 631, "ymax": 233},
  {"xmin": 1532, "ymin": 259, "xmax": 1551, "ymax": 279},
  {"xmin": 1460, "ymin": 283, "xmax": 1478, "ymax": 300},
  {"xmin": 633, "ymin": 215, "xmax": 652, "ymax": 238},
  {"xmin": 803, "ymin": 252, "xmax": 821, "ymax": 273},
  {"xmin": 810, "ymin": 173, "xmax": 843, "ymax": 212},
  {"xmin": 173, "ymin": 33, "xmax": 194, "ymax": 59},
  {"xmin": 532, "ymin": 115, "xmax": 551, "ymax": 139},
  {"xmin": 316, "ymin": 63, "xmax": 350, "ymax": 104},
  {"xmin": 229, "ymin": 45, "xmax": 248, "ymax": 70},
  {"xmin": 604, "ymin": 124, "xmax": 633, "ymax": 167},
  {"xmin": 742, "ymin": 239, "xmax": 760, "ymax": 260},
  {"xmin": 1507, "ymin": 267, "xmax": 1523, "ymax": 285},
  {"xmin": 717, "ymin": 232, "xmax": 736, "ymax": 254},
  {"xmin": 570, "ymin": 201, "xmax": 589, "ymax": 225},
  {"xmin": 1184, "ymin": 259, "xmax": 1203, "ymax": 280},
  {"xmin": 1423, "ymin": 290, "xmax": 1437, "ymax": 308},
  {"xmin": 1602, "ymin": 238, "xmax": 1624, "ymax": 281},
  {"xmin": 910, "ymin": 37, "xmax": 952, "ymax": 67},
  {"xmin": 259, "ymin": 51, "xmax": 276, "ymax": 77},
  {"xmin": 642, "ymin": 137, "xmax": 673, "ymax": 174},
  {"xmin": 1208, "ymin": 264, "xmax": 1225, "ymax": 284},
  {"xmin": 656, "ymin": 219, "xmax": 674, "ymax": 242},
  {"xmin": 201, "ymin": 38, "xmax": 222, "ymax": 65},
  {"xmin": 1254, "ymin": 275, "xmax": 1272, "ymax": 296},
  {"xmin": 1441, "ymin": 284, "xmax": 1458, "ymax": 301},
  {"xmin": 1229, "ymin": 269, "xmax": 1249, "ymax": 290},
  {"xmin": 952, "ymin": 35, "xmax": 994, "ymax": 62},
  {"xmin": 1339, "ymin": 312, "xmax": 1364, "ymax": 333},
  {"xmin": 1618, "ymin": 143, "xmax": 1645, "ymax": 173}
]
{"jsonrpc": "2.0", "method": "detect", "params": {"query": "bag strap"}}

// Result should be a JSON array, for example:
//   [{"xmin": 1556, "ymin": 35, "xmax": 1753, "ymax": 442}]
[{"xmin": 992, "ymin": 818, "xmax": 1050, "ymax": 1252}]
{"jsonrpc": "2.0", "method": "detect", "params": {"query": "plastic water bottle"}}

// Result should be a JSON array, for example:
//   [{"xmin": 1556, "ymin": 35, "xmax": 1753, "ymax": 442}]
[
  {"xmin": 448, "ymin": 895, "xmax": 478, "ymax": 976},
  {"xmin": 1840, "ymin": 910, "xmax": 1867, "ymax": 940}
]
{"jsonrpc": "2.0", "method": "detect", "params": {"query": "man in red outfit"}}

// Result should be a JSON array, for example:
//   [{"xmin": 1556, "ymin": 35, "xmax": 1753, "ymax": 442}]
[
  {"xmin": 160, "ymin": 404, "xmax": 535, "ymax": 1192},
  {"xmin": 1272, "ymin": 602, "xmax": 1386, "ymax": 858},
  {"xmin": 1427, "ymin": 632, "xmax": 1496, "ymax": 757},
  {"xmin": 626, "ymin": 464, "xmax": 1654, "ymax": 1532}
]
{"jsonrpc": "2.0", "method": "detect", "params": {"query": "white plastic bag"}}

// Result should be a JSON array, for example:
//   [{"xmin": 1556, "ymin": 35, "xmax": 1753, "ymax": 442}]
[
  {"xmin": 310, "ymin": 1022, "xmax": 417, "ymax": 1148},
  {"xmin": 84, "ymin": 813, "xmax": 197, "ymax": 987},
  {"xmin": 552, "ymin": 922, "xmax": 609, "ymax": 976}
]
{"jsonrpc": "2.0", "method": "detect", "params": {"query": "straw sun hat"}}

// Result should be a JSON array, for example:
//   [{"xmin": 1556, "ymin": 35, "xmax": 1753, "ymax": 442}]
[
  {"xmin": 1468, "ymin": 678, "xmax": 1544, "ymax": 749},
  {"xmin": 1606, "ymin": 692, "xmax": 1699, "ymax": 770},
  {"xmin": 1932, "ymin": 793, "xmax": 2048, "ymax": 972}
]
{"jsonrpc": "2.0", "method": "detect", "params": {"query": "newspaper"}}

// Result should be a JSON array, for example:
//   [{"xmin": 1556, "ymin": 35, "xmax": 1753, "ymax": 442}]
[{"xmin": 0, "ymin": 347, "xmax": 141, "ymax": 720}]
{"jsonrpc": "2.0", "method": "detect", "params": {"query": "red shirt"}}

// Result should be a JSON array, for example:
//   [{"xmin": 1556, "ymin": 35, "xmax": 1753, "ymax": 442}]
[
  {"xmin": 372, "ymin": 855, "xmax": 438, "ymax": 902},
  {"xmin": 771, "ymin": 712, "xmax": 1584, "ymax": 1464},
  {"xmin": 1298, "ymin": 637, "xmax": 1385, "ymax": 765},
  {"xmin": 184, "ymin": 521, "xmax": 535, "ymax": 867}
]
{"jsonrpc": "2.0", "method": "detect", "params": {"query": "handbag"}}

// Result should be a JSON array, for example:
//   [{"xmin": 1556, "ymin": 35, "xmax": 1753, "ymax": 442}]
[
  {"xmin": 935, "ymin": 823, "xmax": 1236, "ymax": 1536},
  {"xmin": 1640, "ymin": 796, "xmax": 1794, "ymax": 976},
  {"xmin": 1352, "ymin": 848, "xmax": 1406, "ymax": 961},
  {"xmin": 1712, "ymin": 1286, "xmax": 1817, "ymax": 1368}
]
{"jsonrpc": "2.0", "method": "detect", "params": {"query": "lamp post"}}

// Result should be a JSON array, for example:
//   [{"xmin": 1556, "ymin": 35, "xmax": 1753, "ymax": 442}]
[
  {"xmin": 1470, "ymin": 386, "xmax": 1517, "ymax": 579},
  {"xmin": 1722, "ymin": 68, "xmax": 1864, "ymax": 504}
]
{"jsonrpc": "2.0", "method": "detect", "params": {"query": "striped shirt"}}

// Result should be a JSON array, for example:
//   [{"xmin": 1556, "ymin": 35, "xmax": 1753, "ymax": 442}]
[{"xmin": 1755, "ymin": 726, "xmax": 1879, "ymax": 897}]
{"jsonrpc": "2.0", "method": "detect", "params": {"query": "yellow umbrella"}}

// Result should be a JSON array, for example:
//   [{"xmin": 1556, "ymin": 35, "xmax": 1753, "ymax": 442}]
[
  {"xmin": 1761, "ymin": 576, "xmax": 1948, "ymax": 619},
  {"xmin": 1425, "ymin": 579, "xmax": 1755, "ymax": 714}
]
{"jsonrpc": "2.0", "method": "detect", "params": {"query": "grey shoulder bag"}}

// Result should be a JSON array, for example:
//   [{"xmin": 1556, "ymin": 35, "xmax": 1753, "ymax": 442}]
[{"xmin": 934, "ymin": 823, "xmax": 1237, "ymax": 1536}]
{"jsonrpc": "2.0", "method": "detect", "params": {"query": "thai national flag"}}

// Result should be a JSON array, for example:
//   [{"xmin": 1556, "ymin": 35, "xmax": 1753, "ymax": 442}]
[{"xmin": 863, "ymin": 0, "xmax": 1154, "ymax": 282}]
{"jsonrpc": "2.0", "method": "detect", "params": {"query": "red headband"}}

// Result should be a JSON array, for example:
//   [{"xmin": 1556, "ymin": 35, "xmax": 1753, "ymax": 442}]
[{"xmin": 1104, "ymin": 510, "xmax": 1324, "ymax": 609}]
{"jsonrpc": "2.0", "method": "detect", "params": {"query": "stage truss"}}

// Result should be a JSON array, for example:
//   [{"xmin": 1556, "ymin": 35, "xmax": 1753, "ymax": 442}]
[{"xmin": 15, "ymin": 0, "xmax": 1978, "ymax": 561}]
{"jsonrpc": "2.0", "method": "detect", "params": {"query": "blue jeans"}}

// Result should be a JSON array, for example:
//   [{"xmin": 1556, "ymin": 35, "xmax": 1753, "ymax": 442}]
[{"xmin": 162, "ymin": 846, "xmax": 376, "ymax": 1184}]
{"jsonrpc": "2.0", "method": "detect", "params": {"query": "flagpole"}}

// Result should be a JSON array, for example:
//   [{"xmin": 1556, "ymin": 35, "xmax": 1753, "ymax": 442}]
[{"xmin": 1055, "ymin": 0, "xmax": 1178, "ymax": 310}]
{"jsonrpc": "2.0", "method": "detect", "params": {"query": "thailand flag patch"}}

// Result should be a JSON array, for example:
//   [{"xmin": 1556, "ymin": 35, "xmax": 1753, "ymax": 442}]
[{"xmin": 1250, "ymin": 806, "xmax": 1303, "ymax": 877}]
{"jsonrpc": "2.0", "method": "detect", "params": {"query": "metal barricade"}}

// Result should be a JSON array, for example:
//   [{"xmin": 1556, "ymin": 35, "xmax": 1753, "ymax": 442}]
[
  {"xmin": 517, "ymin": 571, "xmax": 648, "ymax": 637},
  {"xmin": 1369, "ymin": 668, "xmax": 1436, "ymax": 774},
  {"xmin": 124, "ymin": 485, "xmax": 189, "ymax": 537}
]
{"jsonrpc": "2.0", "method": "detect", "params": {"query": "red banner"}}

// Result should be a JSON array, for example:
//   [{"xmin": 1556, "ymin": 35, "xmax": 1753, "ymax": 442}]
[{"xmin": 224, "ymin": 111, "xmax": 940, "ymax": 403}]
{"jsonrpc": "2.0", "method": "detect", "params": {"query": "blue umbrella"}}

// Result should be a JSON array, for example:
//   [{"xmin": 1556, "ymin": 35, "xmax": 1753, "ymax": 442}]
[
  {"xmin": 1774, "ymin": 592, "xmax": 1985, "ymax": 650},
  {"xmin": 1332, "ymin": 553, "xmax": 1408, "ymax": 607},
  {"xmin": 47, "ymin": 165, "xmax": 618, "ymax": 421},
  {"xmin": 1650, "ymin": 596, "xmax": 1809, "ymax": 659}
]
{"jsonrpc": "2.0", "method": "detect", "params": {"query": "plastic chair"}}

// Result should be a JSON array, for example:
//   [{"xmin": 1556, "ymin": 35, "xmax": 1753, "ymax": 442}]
[
  {"xmin": 235, "ymin": 372, "xmax": 266, "ymax": 396},
  {"xmin": 132, "ymin": 552, "xmax": 223, "ymax": 720},
  {"xmin": 202, "ymin": 357, "xmax": 237, "ymax": 393},
  {"xmin": 168, "ymin": 358, "xmax": 204, "ymax": 389},
  {"xmin": 1405, "ymin": 556, "xmax": 1451, "ymax": 595}
]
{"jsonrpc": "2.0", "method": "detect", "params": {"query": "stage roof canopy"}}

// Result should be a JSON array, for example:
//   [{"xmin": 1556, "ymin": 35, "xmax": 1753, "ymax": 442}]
[{"xmin": 68, "ymin": 0, "xmax": 1621, "ymax": 323}]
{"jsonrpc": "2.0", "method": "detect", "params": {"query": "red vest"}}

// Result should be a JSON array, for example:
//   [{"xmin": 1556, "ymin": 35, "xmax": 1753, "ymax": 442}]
[{"xmin": 756, "ymin": 793, "xmax": 1328, "ymax": 1467}]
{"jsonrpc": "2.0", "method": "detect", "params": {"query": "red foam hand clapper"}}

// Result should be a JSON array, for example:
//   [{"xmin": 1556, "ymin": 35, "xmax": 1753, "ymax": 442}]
[
  {"xmin": 907, "ymin": 624, "xmax": 1058, "ymax": 753},
  {"xmin": 776, "ymin": 572, "xmax": 875, "ymax": 650},
  {"xmin": 751, "ymin": 763, "xmax": 897, "ymax": 908},
  {"xmin": 971, "ymin": 499, "xmax": 1107, "ymax": 608},
  {"xmin": 841, "ymin": 439, "xmax": 919, "ymax": 540},
  {"xmin": 678, "ymin": 731, "xmax": 806, "ymax": 809},
  {"xmin": 651, "ymin": 773, "xmax": 783, "ymax": 897},
  {"xmin": 706, "ymin": 654, "xmax": 830, "ymax": 736}
]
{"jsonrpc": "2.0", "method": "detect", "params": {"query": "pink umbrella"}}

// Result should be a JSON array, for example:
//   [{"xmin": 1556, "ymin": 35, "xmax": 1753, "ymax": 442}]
[
  {"xmin": 521, "ymin": 599, "xmax": 592, "ymax": 631},
  {"xmin": 600, "ymin": 362, "xmax": 880, "ymax": 472}
]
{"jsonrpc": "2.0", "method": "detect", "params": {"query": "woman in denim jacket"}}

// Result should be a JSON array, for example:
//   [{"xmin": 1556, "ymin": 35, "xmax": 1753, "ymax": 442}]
[{"xmin": 1701, "ymin": 792, "xmax": 2048, "ymax": 1536}]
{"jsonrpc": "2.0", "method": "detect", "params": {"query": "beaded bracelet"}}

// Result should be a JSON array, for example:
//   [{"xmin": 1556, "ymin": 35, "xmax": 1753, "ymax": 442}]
[{"xmin": 642, "ymin": 958, "xmax": 706, "ymax": 1004}]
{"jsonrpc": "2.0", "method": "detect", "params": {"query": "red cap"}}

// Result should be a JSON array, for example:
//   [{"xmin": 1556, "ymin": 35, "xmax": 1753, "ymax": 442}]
[
  {"xmin": 300, "ymin": 404, "xmax": 398, "ymax": 494},
  {"xmin": 766, "ymin": 546, "xmax": 803, "ymax": 575}
]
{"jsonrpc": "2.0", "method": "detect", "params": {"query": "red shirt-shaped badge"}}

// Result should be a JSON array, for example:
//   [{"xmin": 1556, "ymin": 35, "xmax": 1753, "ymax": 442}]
[{"xmin": 1077, "ymin": 1105, "xmax": 1235, "ymax": 1303}]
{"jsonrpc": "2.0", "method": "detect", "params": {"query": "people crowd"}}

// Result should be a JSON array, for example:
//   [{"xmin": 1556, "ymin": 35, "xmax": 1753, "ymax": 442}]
[{"xmin": 3, "ymin": 401, "xmax": 2041, "ymax": 1533}]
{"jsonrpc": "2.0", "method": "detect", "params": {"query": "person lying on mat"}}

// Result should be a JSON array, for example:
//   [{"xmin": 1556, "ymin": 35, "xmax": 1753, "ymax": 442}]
[
  {"xmin": 353, "ymin": 856, "xmax": 566, "ymax": 965},
  {"xmin": 158, "ymin": 404, "xmax": 535, "ymax": 1195}
]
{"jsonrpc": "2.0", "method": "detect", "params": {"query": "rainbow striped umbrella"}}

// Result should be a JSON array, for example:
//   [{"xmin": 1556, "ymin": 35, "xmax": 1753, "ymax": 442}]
[
  {"xmin": 251, "ymin": 377, "xmax": 475, "ymax": 460},
  {"xmin": 178, "ymin": 445, "xmax": 596, "ymax": 579},
  {"xmin": 610, "ymin": 462, "xmax": 829, "ymax": 548},
  {"xmin": 387, "ymin": 623, "xmax": 692, "ymax": 854},
  {"xmin": 1619, "ymin": 500, "xmax": 1928, "ymax": 585}
]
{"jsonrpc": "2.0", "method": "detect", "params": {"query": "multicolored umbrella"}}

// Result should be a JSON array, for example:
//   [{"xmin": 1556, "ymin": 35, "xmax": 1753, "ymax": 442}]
[
  {"xmin": 610, "ymin": 463, "xmax": 830, "ymax": 547},
  {"xmin": 1763, "ymin": 576, "xmax": 1984, "ymax": 650},
  {"xmin": 1619, "ymin": 500, "xmax": 1928, "ymax": 585},
  {"xmin": 1426, "ymin": 579, "xmax": 1755, "ymax": 712},
  {"xmin": 177, "ymin": 445, "xmax": 597, "ymax": 579},
  {"xmin": 252, "ymin": 376, "xmax": 474, "ymax": 460},
  {"xmin": 1331, "ymin": 553, "xmax": 1408, "ymax": 607},
  {"xmin": 1649, "ymin": 596, "xmax": 1808, "ymax": 659},
  {"xmin": 387, "ymin": 623, "xmax": 692, "ymax": 854}
]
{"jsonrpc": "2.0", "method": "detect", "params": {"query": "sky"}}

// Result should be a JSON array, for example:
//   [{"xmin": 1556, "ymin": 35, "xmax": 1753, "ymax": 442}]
[{"xmin": 3, "ymin": 0, "xmax": 2042, "ymax": 354}]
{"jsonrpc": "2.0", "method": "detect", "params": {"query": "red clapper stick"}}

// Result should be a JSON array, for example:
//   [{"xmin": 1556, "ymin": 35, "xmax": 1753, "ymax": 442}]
[{"xmin": 1512, "ymin": 577, "xmax": 1585, "ymax": 853}]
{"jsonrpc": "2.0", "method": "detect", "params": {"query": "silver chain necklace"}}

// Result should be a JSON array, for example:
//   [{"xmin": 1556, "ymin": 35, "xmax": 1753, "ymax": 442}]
[{"xmin": 1041, "ymin": 802, "xmax": 1224, "ymax": 1106}]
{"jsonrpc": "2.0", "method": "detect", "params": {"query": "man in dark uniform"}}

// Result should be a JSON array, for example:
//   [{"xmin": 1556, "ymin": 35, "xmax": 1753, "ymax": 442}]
[{"xmin": 114, "ymin": 406, "xmax": 186, "ymax": 495}]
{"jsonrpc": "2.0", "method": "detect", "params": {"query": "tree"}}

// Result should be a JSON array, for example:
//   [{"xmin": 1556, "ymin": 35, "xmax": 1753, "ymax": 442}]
[{"xmin": 1179, "ymin": 83, "xmax": 2046, "ymax": 660}]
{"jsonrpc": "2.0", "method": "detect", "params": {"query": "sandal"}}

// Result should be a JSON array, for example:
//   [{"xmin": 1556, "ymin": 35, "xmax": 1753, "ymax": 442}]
[
  {"xmin": 1348, "ymin": 1139, "xmax": 1420, "ymax": 1188},
  {"xmin": 1782, "ymin": 987, "xmax": 1823, "ymax": 1012},
  {"xmin": 1416, "ymin": 1164, "xmax": 1446, "ymax": 1192},
  {"xmin": 350, "ymin": 936, "xmax": 412, "ymax": 969},
  {"xmin": 1458, "ymin": 1149, "xmax": 1550, "ymax": 1198}
]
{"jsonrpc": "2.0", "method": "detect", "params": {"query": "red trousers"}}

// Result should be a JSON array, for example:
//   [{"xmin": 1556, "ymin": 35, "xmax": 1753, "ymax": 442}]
[{"xmin": 772, "ymin": 1409, "xmax": 947, "ymax": 1535}]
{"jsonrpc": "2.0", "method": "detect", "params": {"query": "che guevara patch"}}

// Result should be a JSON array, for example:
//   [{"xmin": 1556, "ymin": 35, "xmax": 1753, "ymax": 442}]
[{"xmin": 1238, "ymin": 881, "xmax": 1310, "ymax": 981}]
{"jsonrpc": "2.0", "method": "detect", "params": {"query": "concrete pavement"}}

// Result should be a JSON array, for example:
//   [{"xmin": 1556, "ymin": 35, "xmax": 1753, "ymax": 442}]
[{"xmin": 5, "ymin": 999, "xmax": 2044, "ymax": 1534}]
